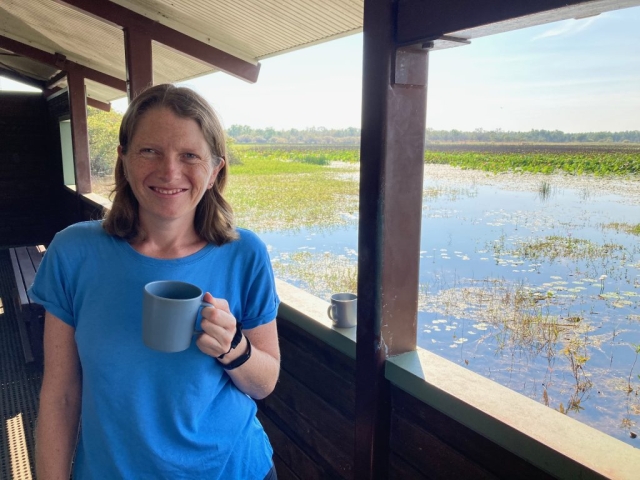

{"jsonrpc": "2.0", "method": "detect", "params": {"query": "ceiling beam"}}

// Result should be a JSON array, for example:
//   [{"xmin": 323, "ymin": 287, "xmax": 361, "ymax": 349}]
[
  {"xmin": 69, "ymin": 63, "xmax": 126, "ymax": 92},
  {"xmin": 86, "ymin": 96, "xmax": 111, "ymax": 112},
  {"xmin": 0, "ymin": 35, "xmax": 126, "ymax": 92},
  {"xmin": 46, "ymin": 70, "xmax": 67, "ymax": 90},
  {"xmin": 396, "ymin": 0, "xmax": 627, "ymax": 45},
  {"xmin": 0, "ymin": 35, "xmax": 57, "ymax": 66},
  {"xmin": 44, "ymin": 86, "xmax": 112, "ymax": 112},
  {"xmin": 124, "ymin": 27, "xmax": 153, "ymax": 100},
  {"xmin": 56, "ymin": 0, "xmax": 261, "ymax": 83}
]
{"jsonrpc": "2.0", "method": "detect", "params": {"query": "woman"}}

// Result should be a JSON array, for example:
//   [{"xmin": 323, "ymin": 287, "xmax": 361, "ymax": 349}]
[{"xmin": 30, "ymin": 84, "xmax": 280, "ymax": 479}]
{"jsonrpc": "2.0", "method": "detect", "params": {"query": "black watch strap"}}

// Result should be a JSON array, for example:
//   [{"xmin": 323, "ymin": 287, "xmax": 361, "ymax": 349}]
[
  {"xmin": 222, "ymin": 335, "xmax": 251, "ymax": 370},
  {"xmin": 218, "ymin": 322, "xmax": 243, "ymax": 359}
]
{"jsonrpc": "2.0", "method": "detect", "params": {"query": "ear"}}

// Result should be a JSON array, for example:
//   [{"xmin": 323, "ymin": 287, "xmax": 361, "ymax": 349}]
[{"xmin": 208, "ymin": 157, "xmax": 225, "ymax": 189}]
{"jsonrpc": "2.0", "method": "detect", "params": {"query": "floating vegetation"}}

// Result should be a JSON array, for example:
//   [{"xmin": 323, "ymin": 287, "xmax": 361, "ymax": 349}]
[
  {"xmin": 422, "ymin": 278, "xmax": 594, "ymax": 358},
  {"xmin": 271, "ymin": 251, "xmax": 357, "ymax": 299},
  {"xmin": 424, "ymin": 185, "xmax": 478, "ymax": 202},
  {"xmin": 510, "ymin": 236, "xmax": 624, "ymax": 262},
  {"xmin": 603, "ymin": 222, "xmax": 640, "ymax": 236}
]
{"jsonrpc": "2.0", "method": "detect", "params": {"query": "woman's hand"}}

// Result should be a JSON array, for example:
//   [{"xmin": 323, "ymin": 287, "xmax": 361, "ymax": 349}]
[
  {"xmin": 196, "ymin": 292, "xmax": 280, "ymax": 399},
  {"xmin": 196, "ymin": 292, "xmax": 238, "ymax": 358}
]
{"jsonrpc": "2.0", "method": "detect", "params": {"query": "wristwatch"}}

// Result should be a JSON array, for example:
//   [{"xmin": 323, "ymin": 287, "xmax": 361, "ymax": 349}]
[{"xmin": 221, "ymin": 335, "xmax": 252, "ymax": 371}]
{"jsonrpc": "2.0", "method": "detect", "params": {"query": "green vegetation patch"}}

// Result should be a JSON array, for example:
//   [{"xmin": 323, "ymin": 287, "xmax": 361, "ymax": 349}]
[
  {"xmin": 603, "ymin": 222, "xmax": 640, "ymax": 236},
  {"xmin": 424, "ymin": 149, "xmax": 640, "ymax": 176},
  {"xmin": 87, "ymin": 107, "xmax": 122, "ymax": 178},
  {"xmin": 272, "ymin": 251, "xmax": 357, "ymax": 300},
  {"xmin": 234, "ymin": 145, "xmax": 360, "ymax": 166},
  {"xmin": 227, "ymin": 151, "xmax": 359, "ymax": 232},
  {"xmin": 509, "ymin": 236, "xmax": 624, "ymax": 262}
]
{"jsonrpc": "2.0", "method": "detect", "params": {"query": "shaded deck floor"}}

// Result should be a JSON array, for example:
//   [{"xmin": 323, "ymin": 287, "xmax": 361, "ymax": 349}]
[{"xmin": 0, "ymin": 248, "xmax": 41, "ymax": 479}]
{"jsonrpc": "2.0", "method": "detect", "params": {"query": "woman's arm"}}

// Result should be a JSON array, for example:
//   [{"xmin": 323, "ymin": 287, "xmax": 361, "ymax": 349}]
[
  {"xmin": 197, "ymin": 294, "xmax": 280, "ymax": 399},
  {"xmin": 221, "ymin": 321, "xmax": 280, "ymax": 399},
  {"xmin": 36, "ymin": 312, "xmax": 82, "ymax": 480}
]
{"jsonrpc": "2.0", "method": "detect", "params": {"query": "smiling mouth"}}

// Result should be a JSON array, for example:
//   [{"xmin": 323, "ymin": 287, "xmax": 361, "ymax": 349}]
[{"xmin": 151, "ymin": 187, "xmax": 187, "ymax": 195}]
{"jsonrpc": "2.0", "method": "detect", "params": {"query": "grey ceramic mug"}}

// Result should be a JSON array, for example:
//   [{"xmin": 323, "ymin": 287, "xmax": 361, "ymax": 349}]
[
  {"xmin": 142, "ymin": 280, "xmax": 214, "ymax": 353},
  {"xmin": 327, "ymin": 293, "xmax": 357, "ymax": 328}
]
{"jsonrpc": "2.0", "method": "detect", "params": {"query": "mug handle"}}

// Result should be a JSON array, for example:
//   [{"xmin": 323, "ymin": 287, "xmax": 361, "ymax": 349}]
[{"xmin": 327, "ymin": 305, "xmax": 334, "ymax": 320}]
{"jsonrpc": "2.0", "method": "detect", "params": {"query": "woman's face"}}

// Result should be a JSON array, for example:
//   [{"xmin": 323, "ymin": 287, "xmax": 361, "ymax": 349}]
[{"xmin": 119, "ymin": 107, "xmax": 223, "ymax": 227}]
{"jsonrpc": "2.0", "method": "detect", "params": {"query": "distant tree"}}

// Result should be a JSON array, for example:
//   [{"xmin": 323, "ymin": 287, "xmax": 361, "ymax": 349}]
[
  {"xmin": 236, "ymin": 135, "xmax": 254, "ymax": 144},
  {"xmin": 227, "ymin": 124, "xmax": 252, "ymax": 137},
  {"xmin": 87, "ymin": 107, "xmax": 122, "ymax": 177}
]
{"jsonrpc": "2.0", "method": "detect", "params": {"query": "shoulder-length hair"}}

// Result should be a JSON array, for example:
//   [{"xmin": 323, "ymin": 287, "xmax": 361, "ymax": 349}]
[{"xmin": 102, "ymin": 84, "xmax": 238, "ymax": 245}]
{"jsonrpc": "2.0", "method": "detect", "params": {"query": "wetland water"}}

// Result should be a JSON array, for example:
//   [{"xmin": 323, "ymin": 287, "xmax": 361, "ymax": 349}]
[{"xmin": 263, "ymin": 164, "xmax": 640, "ymax": 447}]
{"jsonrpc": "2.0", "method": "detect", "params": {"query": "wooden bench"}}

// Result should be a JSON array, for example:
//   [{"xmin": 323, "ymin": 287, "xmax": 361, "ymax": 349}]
[{"xmin": 9, "ymin": 245, "xmax": 46, "ymax": 364}]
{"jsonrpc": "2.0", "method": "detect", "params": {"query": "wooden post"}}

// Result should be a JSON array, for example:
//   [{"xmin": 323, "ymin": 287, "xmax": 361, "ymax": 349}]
[
  {"xmin": 66, "ymin": 68, "xmax": 91, "ymax": 194},
  {"xmin": 355, "ymin": 0, "xmax": 429, "ymax": 477},
  {"xmin": 124, "ymin": 27, "xmax": 153, "ymax": 100}
]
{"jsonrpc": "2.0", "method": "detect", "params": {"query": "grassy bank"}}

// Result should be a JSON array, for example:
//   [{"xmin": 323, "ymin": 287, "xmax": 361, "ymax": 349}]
[
  {"xmin": 227, "ymin": 147, "xmax": 359, "ymax": 232},
  {"xmin": 231, "ymin": 143, "xmax": 640, "ymax": 176}
]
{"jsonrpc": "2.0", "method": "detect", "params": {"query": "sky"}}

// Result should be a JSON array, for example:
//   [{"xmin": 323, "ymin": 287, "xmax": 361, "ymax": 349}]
[{"xmin": 2, "ymin": 5, "xmax": 639, "ymax": 133}]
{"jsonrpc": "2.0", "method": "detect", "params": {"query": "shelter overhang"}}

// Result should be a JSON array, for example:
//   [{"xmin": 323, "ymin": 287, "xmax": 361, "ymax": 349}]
[{"xmin": 397, "ymin": 0, "xmax": 640, "ymax": 49}]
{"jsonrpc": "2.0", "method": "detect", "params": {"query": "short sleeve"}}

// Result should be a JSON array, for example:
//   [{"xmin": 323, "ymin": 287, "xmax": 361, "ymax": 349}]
[
  {"xmin": 28, "ymin": 235, "xmax": 76, "ymax": 327},
  {"xmin": 240, "ymin": 243, "xmax": 280, "ymax": 330}
]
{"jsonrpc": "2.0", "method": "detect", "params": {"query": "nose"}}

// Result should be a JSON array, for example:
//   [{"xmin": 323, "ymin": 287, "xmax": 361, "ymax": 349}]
[{"xmin": 156, "ymin": 154, "xmax": 180, "ymax": 181}]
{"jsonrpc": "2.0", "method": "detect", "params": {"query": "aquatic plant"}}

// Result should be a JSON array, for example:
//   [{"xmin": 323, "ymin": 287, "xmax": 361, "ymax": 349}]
[{"xmin": 271, "ymin": 251, "xmax": 357, "ymax": 299}]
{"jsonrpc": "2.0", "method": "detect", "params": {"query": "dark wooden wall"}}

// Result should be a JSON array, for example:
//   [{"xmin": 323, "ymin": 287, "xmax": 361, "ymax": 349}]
[
  {"xmin": 260, "ymin": 320, "xmax": 566, "ymax": 479},
  {"xmin": 0, "ymin": 93, "xmax": 66, "ymax": 247},
  {"xmin": 388, "ymin": 387, "xmax": 554, "ymax": 479},
  {"xmin": 258, "ymin": 319, "xmax": 356, "ymax": 479}
]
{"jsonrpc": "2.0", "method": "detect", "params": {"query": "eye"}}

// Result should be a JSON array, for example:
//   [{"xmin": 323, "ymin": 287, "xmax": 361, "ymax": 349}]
[
  {"xmin": 182, "ymin": 153, "xmax": 200, "ymax": 163},
  {"xmin": 139, "ymin": 148, "xmax": 158, "ymax": 157}
]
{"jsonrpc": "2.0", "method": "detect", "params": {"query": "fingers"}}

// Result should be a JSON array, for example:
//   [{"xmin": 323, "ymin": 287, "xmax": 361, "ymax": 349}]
[
  {"xmin": 197, "ymin": 293, "xmax": 236, "ymax": 358},
  {"xmin": 202, "ymin": 292, "xmax": 230, "ymax": 313}
]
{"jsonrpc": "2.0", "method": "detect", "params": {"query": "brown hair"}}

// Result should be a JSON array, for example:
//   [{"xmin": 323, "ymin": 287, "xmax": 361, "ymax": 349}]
[{"xmin": 102, "ymin": 84, "xmax": 238, "ymax": 245}]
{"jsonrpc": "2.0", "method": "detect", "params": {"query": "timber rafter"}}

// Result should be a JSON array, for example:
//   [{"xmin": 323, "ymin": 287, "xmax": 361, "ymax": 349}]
[
  {"xmin": 56, "ymin": 0, "xmax": 261, "ymax": 83},
  {"xmin": 0, "ymin": 35, "xmax": 126, "ymax": 92}
]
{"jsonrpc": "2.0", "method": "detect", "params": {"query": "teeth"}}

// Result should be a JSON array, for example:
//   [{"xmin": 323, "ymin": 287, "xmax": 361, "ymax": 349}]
[{"xmin": 153, "ymin": 187, "xmax": 184, "ymax": 195}]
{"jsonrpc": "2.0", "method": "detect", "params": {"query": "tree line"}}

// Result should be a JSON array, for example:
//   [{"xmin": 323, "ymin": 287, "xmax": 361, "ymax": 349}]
[
  {"xmin": 86, "ymin": 107, "xmax": 640, "ymax": 177},
  {"xmin": 227, "ymin": 125, "xmax": 361, "ymax": 145},
  {"xmin": 228, "ymin": 125, "xmax": 640, "ymax": 145}
]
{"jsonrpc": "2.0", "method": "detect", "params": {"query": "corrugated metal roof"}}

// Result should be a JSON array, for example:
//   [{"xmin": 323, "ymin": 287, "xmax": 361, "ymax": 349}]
[{"xmin": 0, "ymin": 0, "xmax": 364, "ymax": 104}]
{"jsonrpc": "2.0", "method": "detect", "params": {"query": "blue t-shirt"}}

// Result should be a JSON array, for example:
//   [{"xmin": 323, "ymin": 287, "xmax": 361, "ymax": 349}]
[{"xmin": 29, "ymin": 221, "xmax": 279, "ymax": 479}]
